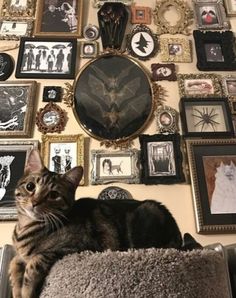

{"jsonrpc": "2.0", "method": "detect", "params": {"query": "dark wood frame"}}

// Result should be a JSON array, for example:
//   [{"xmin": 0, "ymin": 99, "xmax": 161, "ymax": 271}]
[{"xmin": 151, "ymin": 63, "xmax": 177, "ymax": 81}]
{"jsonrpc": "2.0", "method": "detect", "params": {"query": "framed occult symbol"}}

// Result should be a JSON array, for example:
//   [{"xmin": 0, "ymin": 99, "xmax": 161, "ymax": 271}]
[
  {"xmin": 151, "ymin": 63, "xmax": 177, "ymax": 81},
  {"xmin": 91, "ymin": 149, "xmax": 140, "ymax": 184},
  {"xmin": 193, "ymin": 30, "xmax": 236, "ymax": 71},
  {"xmin": 73, "ymin": 53, "xmax": 155, "ymax": 148},
  {"xmin": 179, "ymin": 97, "xmax": 234, "ymax": 138},
  {"xmin": 15, "ymin": 37, "xmax": 77, "ymax": 79},
  {"xmin": 0, "ymin": 140, "xmax": 39, "ymax": 220},
  {"xmin": 139, "ymin": 134, "xmax": 185, "ymax": 185},
  {"xmin": 0, "ymin": 80, "xmax": 37, "ymax": 137},
  {"xmin": 186, "ymin": 138, "xmax": 236, "ymax": 233},
  {"xmin": 126, "ymin": 24, "xmax": 158, "ymax": 60},
  {"xmin": 34, "ymin": 0, "xmax": 83, "ymax": 38}
]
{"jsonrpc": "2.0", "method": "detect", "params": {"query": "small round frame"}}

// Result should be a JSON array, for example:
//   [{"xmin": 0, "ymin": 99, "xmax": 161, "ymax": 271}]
[
  {"xmin": 83, "ymin": 24, "xmax": 100, "ymax": 41},
  {"xmin": 153, "ymin": 0, "xmax": 193, "ymax": 35},
  {"xmin": 36, "ymin": 102, "xmax": 67, "ymax": 134},
  {"xmin": 156, "ymin": 105, "xmax": 178, "ymax": 134}
]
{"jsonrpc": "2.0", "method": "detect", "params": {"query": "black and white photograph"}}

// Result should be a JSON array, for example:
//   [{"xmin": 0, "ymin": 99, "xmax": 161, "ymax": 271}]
[
  {"xmin": 1, "ymin": 0, "xmax": 36, "ymax": 18},
  {"xmin": 15, "ymin": 37, "xmax": 77, "ymax": 79},
  {"xmin": 80, "ymin": 41, "xmax": 98, "ymax": 58},
  {"xmin": 34, "ymin": 0, "xmax": 83, "ymax": 37},
  {"xmin": 43, "ymin": 86, "xmax": 62, "ymax": 102},
  {"xmin": 168, "ymin": 44, "xmax": 183, "ymax": 56},
  {"xmin": 0, "ymin": 19, "xmax": 33, "ymax": 39},
  {"xmin": 0, "ymin": 81, "xmax": 37, "ymax": 137},
  {"xmin": 0, "ymin": 141, "xmax": 38, "ymax": 220},
  {"xmin": 205, "ymin": 43, "xmax": 224, "ymax": 62}
]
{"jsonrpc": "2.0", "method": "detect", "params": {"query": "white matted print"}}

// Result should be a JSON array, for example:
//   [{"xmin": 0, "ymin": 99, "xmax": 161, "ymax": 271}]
[{"xmin": 100, "ymin": 156, "xmax": 132, "ymax": 177}]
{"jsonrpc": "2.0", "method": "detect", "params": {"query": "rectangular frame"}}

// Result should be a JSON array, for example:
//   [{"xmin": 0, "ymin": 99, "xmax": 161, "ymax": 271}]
[
  {"xmin": 160, "ymin": 37, "xmax": 192, "ymax": 63},
  {"xmin": 222, "ymin": 75, "xmax": 236, "ymax": 114},
  {"xmin": 193, "ymin": 30, "xmax": 236, "ymax": 71},
  {"xmin": 91, "ymin": 149, "xmax": 140, "ymax": 185},
  {"xmin": 80, "ymin": 41, "xmax": 98, "ymax": 58},
  {"xmin": 224, "ymin": 0, "xmax": 236, "ymax": 16},
  {"xmin": 179, "ymin": 97, "xmax": 234, "ymax": 138},
  {"xmin": 41, "ymin": 134, "xmax": 85, "ymax": 185},
  {"xmin": 93, "ymin": 0, "xmax": 133, "ymax": 7},
  {"xmin": 1, "ymin": 0, "xmax": 36, "ymax": 18},
  {"xmin": 131, "ymin": 6, "xmax": 151, "ymax": 24},
  {"xmin": 0, "ymin": 80, "xmax": 37, "ymax": 138},
  {"xmin": 34, "ymin": 0, "xmax": 83, "ymax": 38},
  {"xmin": 139, "ymin": 134, "xmax": 185, "ymax": 185},
  {"xmin": 0, "ymin": 18, "xmax": 33, "ymax": 40},
  {"xmin": 15, "ymin": 37, "xmax": 77, "ymax": 79},
  {"xmin": 0, "ymin": 244, "xmax": 15, "ymax": 298},
  {"xmin": 186, "ymin": 138, "xmax": 236, "ymax": 233},
  {"xmin": 177, "ymin": 73, "xmax": 222, "ymax": 98},
  {"xmin": 194, "ymin": 1, "xmax": 229, "ymax": 30},
  {"xmin": 0, "ymin": 140, "xmax": 39, "ymax": 221}
]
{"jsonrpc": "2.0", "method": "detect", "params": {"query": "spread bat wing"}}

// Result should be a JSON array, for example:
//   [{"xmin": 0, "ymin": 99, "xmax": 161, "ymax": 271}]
[
  {"xmin": 116, "ymin": 77, "xmax": 141, "ymax": 104},
  {"xmin": 88, "ymin": 73, "xmax": 108, "ymax": 100}
]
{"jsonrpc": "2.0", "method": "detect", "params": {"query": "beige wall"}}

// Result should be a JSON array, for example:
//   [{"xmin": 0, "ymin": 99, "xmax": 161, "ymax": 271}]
[{"xmin": 0, "ymin": 0, "xmax": 236, "ymax": 247}]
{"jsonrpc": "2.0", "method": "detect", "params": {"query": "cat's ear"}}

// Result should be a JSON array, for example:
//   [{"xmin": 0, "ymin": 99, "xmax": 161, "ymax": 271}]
[
  {"xmin": 25, "ymin": 149, "xmax": 44, "ymax": 173},
  {"xmin": 64, "ymin": 166, "xmax": 83, "ymax": 188}
]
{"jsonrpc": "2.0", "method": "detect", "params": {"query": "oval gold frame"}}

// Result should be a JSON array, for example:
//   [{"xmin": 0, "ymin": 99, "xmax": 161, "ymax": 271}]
[
  {"xmin": 153, "ymin": 0, "xmax": 193, "ymax": 35},
  {"xmin": 72, "ymin": 52, "xmax": 159, "ymax": 148}
]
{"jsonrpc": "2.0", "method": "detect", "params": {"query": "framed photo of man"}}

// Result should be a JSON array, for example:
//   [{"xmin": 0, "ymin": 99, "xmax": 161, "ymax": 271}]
[{"xmin": 34, "ymin": 0, "xmax": 83, "ymax": 38}]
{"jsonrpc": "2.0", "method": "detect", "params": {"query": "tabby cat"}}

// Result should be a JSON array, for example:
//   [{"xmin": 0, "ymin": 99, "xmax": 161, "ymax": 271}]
[{"xmin": 9, "ymin": 149, "xmax": 200, "ymax": 298}]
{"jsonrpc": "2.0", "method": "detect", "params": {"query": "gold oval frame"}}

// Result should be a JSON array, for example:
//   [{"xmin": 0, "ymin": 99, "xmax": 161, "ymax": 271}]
[
  {"xmin": 71, "ymin": 52, "xmax": 160, "ymax": 148},
  {"xmin": 153, "ymin": 0, "xmax": 193, "ymax": 35}
]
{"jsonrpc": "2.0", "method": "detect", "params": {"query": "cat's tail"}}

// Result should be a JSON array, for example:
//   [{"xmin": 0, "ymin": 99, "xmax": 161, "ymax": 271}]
[{"xmin": 181, "ymin": 233, "xmax": 203, "ymax": 251}]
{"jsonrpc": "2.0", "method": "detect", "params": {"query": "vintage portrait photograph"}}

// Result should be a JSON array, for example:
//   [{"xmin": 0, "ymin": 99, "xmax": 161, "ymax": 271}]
[
  {"xmin": 15, "ymin": 37, "xmax": 76, "ymax": 79},
  {"xmin": 34, "ymin": 0, "xmax": 83, "ymax": 37},
  {"xmin": 0, "ymin": 19, "xmax": 33, "ymax": 39},
  {"xmin": 204, "ymin": 43, "xmax": 224, "ymax": 62},
  {"xmin": 168, "ymin": 43, "xmax": 183, "ymax": 56},
  {"xmin": 199, "ymin": 5, "xmax": 219, "ymax": 26}
]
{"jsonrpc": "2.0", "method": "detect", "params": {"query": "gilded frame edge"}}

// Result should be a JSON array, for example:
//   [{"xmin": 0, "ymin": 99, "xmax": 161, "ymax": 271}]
[
  {"xmin": 41, "ymin": 134, "xmax": 85, "ymax": 185},
  {"xmin": 0, "ymin": 140, "xmax": 39, "ymax": 221},
  {"xmin": 0, "ymin": 80, "xmax": 37, "ymax": 138},
  {"xmin": 186, "ymin": 138, "xmax": 236, "ymax": 234},
  {"xmin": 80, "ymin": 41, "xmax": 99, "ymax": 58},
  {"xmin": 160, "ymin": 37, "xmax": 192, "ymax": 63},
  {"xmin": 155, "ymin": 105, "xmax": 179, "ymax": 134},
  {"xmin": 224, "ymin": 0, "xmax": 236, "ymax": 16},
  {"xmin": 0, "ymin": 18, "xmax": 33, "ymax": 40},
  {"xmin": 93, "ymin": 0, "xmax": 133, "ymax": 8},
  {"xmin": 90, "ymin": 149, "xmax": 140, "ymax": 185},
  {"xmin": 1, "ymin": 0, "xmax": 36, "ymax": 18},
  {"xmin": 34, "ymin": 0, "xmax": 83, "ymax": 38},
  {"xmin": 177, "ymin": 73, "xmax": 222, "ymax": 98},
  {"xmin": 130, "ymin": 6, "xmax": 151, "ymax": 24}
]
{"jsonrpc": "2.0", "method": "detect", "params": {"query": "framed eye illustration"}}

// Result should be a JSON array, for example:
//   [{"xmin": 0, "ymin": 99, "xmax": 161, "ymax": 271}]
[
  {"xmin": 36, "ymin": 102, "xmax": 67, "ymax": 134},
  {"xmin": 126, "ymin": 24, "xmax": 158, "ymax": 61},
  {"xmin": 72, "ymin": 53, "xmax": 156, "ymax": 148}
]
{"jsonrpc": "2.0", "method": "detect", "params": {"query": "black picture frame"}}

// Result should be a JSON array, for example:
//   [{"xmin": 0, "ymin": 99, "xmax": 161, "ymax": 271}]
[
  {"xmin": 186, "ymin": 138, "xmax": 236, "ymax": 233},
  {"xmin": 139, "ymin": 133, "xmax": 185, "ymax": 185},
  {"xmin": 15, "ymin": 37, "xmax": 77, "ymax": 79},
  {"xmin": 43, "ymin": 86, "xmax": 62, "ymax": 102},
  {"xmin": 193, "ymin": 30, "xmax": 236, "ymax": 71},
  {"xmin": 179, "ymin": 97, "xmax": 234, "ymax": 138},
  {"xmin": 0, "ymin": 140, "xmax": 39, "ymax": 220}
]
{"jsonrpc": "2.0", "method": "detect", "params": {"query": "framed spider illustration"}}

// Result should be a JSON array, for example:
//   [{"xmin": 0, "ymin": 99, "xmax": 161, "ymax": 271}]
[{"xmin": 179, "ymin": 97, "xmax": 234, "ymax": 138}]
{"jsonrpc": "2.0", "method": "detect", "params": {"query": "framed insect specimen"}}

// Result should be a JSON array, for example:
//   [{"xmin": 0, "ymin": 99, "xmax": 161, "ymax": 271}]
[
  {"xmin": 0, "ymin": 80, "xmax": 37, "ymax": 138},
  {"xmin": 0, "ymin": 18, "xmax": 33, "ymax": 40},
  {"xmin": 1, "ymin": 0, "xmax": 36, "ymax": 18},
  {"xmin": 126, "ymin": 24, "xmax": 158, "ymax": 61},
  {"xmin": 151, "ymin": 63, "xmax": 177, "ymax": 81},
  {"xmin": 41, "ymin": 134, "xmax": 84, "ymax": 185},
  {"xmin": 160, "ymin": 37, "xmax": 192, "ymax": 63},
  {"xmin": 153, "ymin": 0, "xmax": 193, "ymax": 35},
  {"xmin": 193, "ymin": 0, "xmax": 229, "ymax": 30},
  {"xmin": 72, "ymin": 53, "xmax": 155, "ymax": 148},
  {"xmin": 186, "ymin": 138, "xmax": 236, "ymax": 233},
  {"xmin": 0, "ymin": 140, "xmax": 39, "ymax": 220},
  {"xmin": 139, "ymin": 133, "xmax": 185, "ymax": 185},
  {"xmin": 177, "ymin": 73, "xmax": 222, "ymax": 98},
  {"xmin": 193, "ymin": 30, "xmax": 236, "ymax": 71},
  {"xmin": 90, "ymin": 149, "xmax": 140, "ymax": 185},
  {"xmin": 179, "ymin": 97, "xmax": 234, "ymax": 138},
  {"xmin": 80, "ymin": 41, "xmax": 98, "ymax": 58},
  {"xmin": 224, "ymin": 0, "xmax": 236, "ymax": 16},
  {"xmin": 34, "ymin": 0, "xmax": 83, "ymax": 38},
  {"xmin": 15, "ymin": 37, "xmax": 77, "ymax": 79},
  {"xmin": 155, "ymin": 105, "xmax": 179, "ymax": 134},
  {"xmin": 35, "ymin": 102, "xmax": 67, "ymax": 134},
  {"xmin": 130, "ymin": 6, "xmax": 151, "ymax": 24}
]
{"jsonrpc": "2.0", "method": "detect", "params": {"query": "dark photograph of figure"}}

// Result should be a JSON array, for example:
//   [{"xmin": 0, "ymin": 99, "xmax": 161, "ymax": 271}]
[{"xmin": 41, "ymin": 0, "xmax": 78, "ymax": 33}]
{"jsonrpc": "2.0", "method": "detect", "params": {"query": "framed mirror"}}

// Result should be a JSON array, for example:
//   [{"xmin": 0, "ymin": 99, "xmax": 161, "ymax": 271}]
[
  {"xmin": 153, "ymin": 0, "xmax": 193, "ymax": 35},
  {"xmin": 73, "ymin": 53, "xmax": 156, "ymax": 147}
]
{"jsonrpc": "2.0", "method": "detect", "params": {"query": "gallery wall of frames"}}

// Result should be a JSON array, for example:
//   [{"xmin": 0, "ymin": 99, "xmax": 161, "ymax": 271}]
[{"xmin": 0, "ymin": 0, "xmax": 236, "ymax": 246}]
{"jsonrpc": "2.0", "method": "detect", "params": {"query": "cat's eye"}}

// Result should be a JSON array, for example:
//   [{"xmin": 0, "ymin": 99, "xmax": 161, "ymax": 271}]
[
  {"xmin": 26, "ymin": 182, "xmax": 35, "ymax": 192},
  {"xmin": 49, "ymin": 191, "xmax": 59, "ymax": 200}
]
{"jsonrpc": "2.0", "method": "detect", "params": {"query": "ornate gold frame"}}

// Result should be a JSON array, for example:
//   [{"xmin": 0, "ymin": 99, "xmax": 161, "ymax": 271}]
[
  {"xmin": 1, "ymin": 0, "xmax": 36, "ymax": 17},
  {"xmin": 160, "ymin": 37, "xmax": 192, "ymax": 63},
  {"xmin": 155, "ymin": 105, "xmax": 178, "ymax": 134},
  {"xmin": 177, "ymin": 73, "xmax": 222, "ymax": 98},
  {"xmin": 222, "ymin": 75, "xmax": 236, "ymax": 114},
  {"xmin": 41, "ymin": 134, "xmax": 84, "ymax": 185},
  {"xmin": 153, "ymin": 0, "xmax": 193, "ymax": 35},
  {"xmin": 0, "ymin": 18, "xmax": 33, "ymax": 40}
]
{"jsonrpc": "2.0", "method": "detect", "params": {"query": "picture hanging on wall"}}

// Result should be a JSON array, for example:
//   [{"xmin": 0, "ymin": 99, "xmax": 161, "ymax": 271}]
[
  {"xmin": 0, "ymin": 18, "xmax": 33, "ymax": 40},
  {"xmin": 1, "ymin": 0, "xmax": 36, "ymax": 18}
]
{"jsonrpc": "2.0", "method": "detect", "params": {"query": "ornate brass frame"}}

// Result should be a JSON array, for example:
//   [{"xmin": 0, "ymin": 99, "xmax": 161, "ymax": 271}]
[
  {"xmin": 155, "ymin": 105, "xmax": 179, "ymax": 134},
  {"xmin": 35, "ymin": 102, "xmax": 67, "ymax": 134},
  {"xmin": 177, "ymin": 73, "xmax": 222, "ymax": 98},
  {"xmin": 153, "ymin": 0, "xmax": 193, "ymax": 35},
  {"xmin": 160, "ymin": 37, "xmax": 192, "ymax": 63},
  {"xmin": 222, "ymin": 75, "xmax": 236, "ymax": 114},
  {"xmin": 0, "ymin": 18, "xmax": 33, "ymax": 40},
  {"xmin": 1, "ymin": 0, "xmax": 36, "ymax": 17}
]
